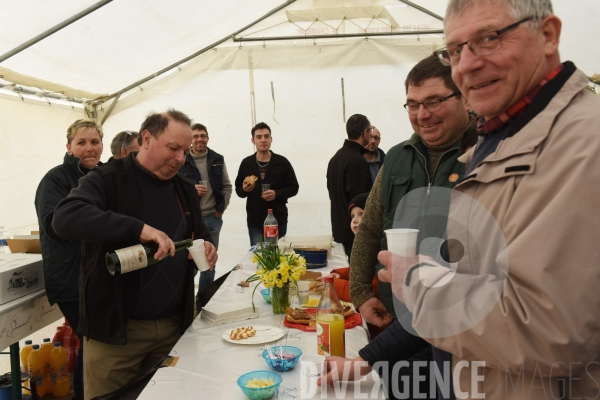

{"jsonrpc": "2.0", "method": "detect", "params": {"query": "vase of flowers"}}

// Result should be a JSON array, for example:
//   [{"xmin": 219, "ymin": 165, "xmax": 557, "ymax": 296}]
[{"xmin": 246, "ymin": 242, "xmax": 307, "ymax": 314}]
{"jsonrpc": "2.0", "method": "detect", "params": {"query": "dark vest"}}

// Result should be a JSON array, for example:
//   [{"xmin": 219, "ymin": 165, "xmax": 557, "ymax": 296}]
[
  {"xmin": 180, "ymin": 148, "xmax": 226, "ymax": 213},
  {"xmin": 79, "ymin": 154, "xmax": 203, "ymax": 345},
  {"xmin": 377, "ymin": 134, "xmax": 465, "ymax": 316}
]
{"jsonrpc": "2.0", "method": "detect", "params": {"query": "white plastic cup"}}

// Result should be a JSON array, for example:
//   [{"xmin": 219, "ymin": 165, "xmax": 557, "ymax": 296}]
[
  {"xmin": 300, "ymin": 354, "xmax": 325, "ymax": 398},
  {"xmin": 188, "ymin": 239, "xmax": 210, "ymax": 272},
  {"xmin": 297, "ymin": 280, "xmax": 310, "ymax": 305},
  {"xmin": 198, "ymin": 180, "xmax": 208, "ymax": 188},
  {"xmin": 384, "ymin": 229, "xmax": 419, "ymax": 257}
]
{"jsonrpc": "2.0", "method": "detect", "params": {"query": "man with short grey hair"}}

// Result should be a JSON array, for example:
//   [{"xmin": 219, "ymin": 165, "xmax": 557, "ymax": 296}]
[
  {"xmin": 363, "ymin": 126, "xmax": 385, "ymax": 183},
  {"xmin": 108, "ymin": 130, "xmax": 140, "ymax": 161}
]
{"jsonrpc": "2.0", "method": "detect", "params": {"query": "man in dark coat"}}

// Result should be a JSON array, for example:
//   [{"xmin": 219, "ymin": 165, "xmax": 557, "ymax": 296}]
[{"xmin": 326, "ymin": 114, "xmax": 373, "ymax": 260}]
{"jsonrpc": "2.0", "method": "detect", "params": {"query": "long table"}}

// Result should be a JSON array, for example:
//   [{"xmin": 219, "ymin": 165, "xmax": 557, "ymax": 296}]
[{"xmin": 138, "ymin": 243, "xmax": 384, "ymax": 399}]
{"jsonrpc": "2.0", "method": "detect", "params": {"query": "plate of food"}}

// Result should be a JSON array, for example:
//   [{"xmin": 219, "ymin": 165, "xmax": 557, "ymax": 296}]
[
  {"xmin": 222, "ymin": 325, "xmax": 285, "ymax": 345},
  {"xmin": 284, "ymin": 303, "xmax": 362, "ymax": 332}
]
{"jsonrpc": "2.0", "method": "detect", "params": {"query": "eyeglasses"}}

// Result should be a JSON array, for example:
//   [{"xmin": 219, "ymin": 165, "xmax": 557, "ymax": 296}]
[
  {"xmin": 404, "ymin": 92, "xmax": 461, "ymax": 114},
  {"xmin": 370, "ymin": 135, "xmax": 381, "ymax": 141},
  {"xmin": 434, "ymin": 17, "xmax": 534, "ymax": 66},
  {"xmin": 195, "ymin": 134, "xmax": 209, "ymax": 139}
]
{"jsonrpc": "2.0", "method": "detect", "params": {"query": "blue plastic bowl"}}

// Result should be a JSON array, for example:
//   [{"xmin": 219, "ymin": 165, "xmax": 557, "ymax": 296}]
[
  {"xmin": 293, "ymin": 247, "xmax": 328, "ymax": 268},
  {"xmin": 262, "ymin": 346, "xmax": 302, "ymax": 372},
  {"xmin": 237, "ymin": 370, "xmax": 282, "ymax": 400},
  {"xmin": 260, "ymin": 288, "xmax": 271, "ymax": 303}
]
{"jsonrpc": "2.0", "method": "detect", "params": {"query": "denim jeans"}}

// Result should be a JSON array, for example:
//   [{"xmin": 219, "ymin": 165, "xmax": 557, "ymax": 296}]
[
  {"xmin": 56, "ymin": 301, "xmax": 84, "ymax": 400},
  {"xmin": 198, "ymin": 213, "xmax": 223, "ymax": 293},
  {"xmin": 248, "ymin": 224, "xmax": 287, "ymax": 246}
]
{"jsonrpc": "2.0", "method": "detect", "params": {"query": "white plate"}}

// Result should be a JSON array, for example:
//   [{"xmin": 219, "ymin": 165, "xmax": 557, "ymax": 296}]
[{"xmin": 222, "ymin": 325, "xmax": 285, "ymax": 345}]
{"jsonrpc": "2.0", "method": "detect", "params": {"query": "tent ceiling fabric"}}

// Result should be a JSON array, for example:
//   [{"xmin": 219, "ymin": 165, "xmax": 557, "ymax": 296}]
[{"xmin": 0, "ymin": 0, "xmax": 599, "ymax": 100}]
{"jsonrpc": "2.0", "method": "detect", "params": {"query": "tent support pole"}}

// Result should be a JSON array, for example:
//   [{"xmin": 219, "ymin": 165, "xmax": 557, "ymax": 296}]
[
  {"xmin": 100, "ymin": 94, "xmax": 120, "ymax": 125},
  {"xmin": 98, "ymin": 0, "xmax": 298, "ymax": 104},
  {"xmin": 396, "ymin": 0, "xmax": 444, "ymax": 21},
  {"xmin": 0, "ymin": 0, "xmax": 113, "ymax": 63},
  {"xmin": 233, "ymin": 30, "xmax": 444, "ymax": 42}
]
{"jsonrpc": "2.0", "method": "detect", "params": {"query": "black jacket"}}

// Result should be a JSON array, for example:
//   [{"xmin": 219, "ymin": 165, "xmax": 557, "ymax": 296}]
[
  {"xmin": 179, "ymin": 148, "xmax": 228, "ymax": 213},
  {"xmin": 35, "ymin": 153, "xmax": 92, "ymax": 303},
  {"xmin": 234, "ymin": 151, "xmax": 299, "ymax": 228},
  {"xmin": 52, "ymin": 154, "xmax": 212, "ymax": 344},
  {"xmin": 326, "ymin": 140, "xmax": 372, "ymax": 243}
]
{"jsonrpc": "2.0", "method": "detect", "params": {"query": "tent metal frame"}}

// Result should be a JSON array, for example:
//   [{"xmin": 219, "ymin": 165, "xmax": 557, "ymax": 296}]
[{"xmin": 0, "ymin": 0, "xmax": 113, "ymax": 64}]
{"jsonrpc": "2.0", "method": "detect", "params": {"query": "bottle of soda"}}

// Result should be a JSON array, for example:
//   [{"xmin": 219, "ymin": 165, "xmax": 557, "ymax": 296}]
[
  {"xmin": 40, "ymin": 338, "xmax": 53, "ymax": 393},
  {"xmin": 105, "ymin": 239, "xmax": 193, "ymax": 275},
  {"xmin": 28, "ymin": 344, "xmax": 46, "ymax": 398},
  {"xmin": 316, "ymin": 276, "xmax": 345, "ymax": 357},
  {"xmin": 263, "ymin": 209, "xmax": 278, "ymax": 244},
  {"xmin": 20, "ymin": 340, "xmax": 33, "ymax": 396},
  {"xmin": 50, "ymin": 342, "xmax": 70, "ymax": 397}
]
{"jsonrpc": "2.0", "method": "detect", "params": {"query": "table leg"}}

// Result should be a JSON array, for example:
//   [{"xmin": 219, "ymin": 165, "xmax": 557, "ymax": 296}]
[{"xmin": 10, "ymin": 342, "xmax": 22, "ymax": 400}]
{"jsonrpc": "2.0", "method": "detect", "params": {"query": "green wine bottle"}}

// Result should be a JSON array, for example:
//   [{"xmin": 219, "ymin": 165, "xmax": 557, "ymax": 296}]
[{"xmin": 105, "ymin": 239, "xmax": 193, "ymax": 276}]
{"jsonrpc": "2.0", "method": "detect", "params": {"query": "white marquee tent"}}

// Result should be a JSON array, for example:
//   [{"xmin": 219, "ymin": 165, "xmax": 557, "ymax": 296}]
[{"xmin": 1, "ymin": 0, "xmax": 599, "ymax": 269}]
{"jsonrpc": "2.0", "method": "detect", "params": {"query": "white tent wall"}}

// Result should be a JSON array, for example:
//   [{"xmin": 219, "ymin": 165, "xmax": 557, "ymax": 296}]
[
  {"xmin": 0, "ymin": 97, "xmax": 84, "ymax": 232},
  {"xmin": 101, "ymin": 38, "xmax": 435, "ymax": 269}
]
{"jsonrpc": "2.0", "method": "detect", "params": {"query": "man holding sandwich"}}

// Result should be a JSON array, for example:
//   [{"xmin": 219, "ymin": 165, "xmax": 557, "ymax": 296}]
[{"xmin": 235, "ymin": 122, "xmax": 299, "ymax": 246}]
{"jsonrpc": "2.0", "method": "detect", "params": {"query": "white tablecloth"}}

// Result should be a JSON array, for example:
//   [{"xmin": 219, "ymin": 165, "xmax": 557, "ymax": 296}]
[{"xmin": 138, "ymin": 243, "xmax": 384, "ymax": 399}]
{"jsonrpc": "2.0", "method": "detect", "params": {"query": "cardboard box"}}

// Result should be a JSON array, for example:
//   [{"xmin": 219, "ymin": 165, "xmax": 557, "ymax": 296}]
[
  {"xmin": 7, "ymin": 232, "xmax": 41, "ymax": 254},
  {"xmin": 0, "ymin": 253, "xmax": 45, "ymax": 304}
]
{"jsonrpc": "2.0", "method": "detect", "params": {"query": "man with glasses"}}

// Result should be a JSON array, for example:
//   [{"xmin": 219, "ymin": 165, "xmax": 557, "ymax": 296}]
[
  {"xmin": 338, "ymin": 54, "xmax": 474, "ymax": 399},
  {"xmin": 327, "ymin": 114, "xmax": 373, "ymax": 260},
  {"xmin": 364, "ymin": 127, "xmax": 385, "ymax": 184},
  {"xmin": 367, "ymin": 0, "xmax": 600, "ymax": 398},
  {"xmin": 179, "ymin": 123, "xmax": 232, "ymax": 292},
  {"xmin": 108, "ymin": 130, "xmax": 140, "ymax": 162}
]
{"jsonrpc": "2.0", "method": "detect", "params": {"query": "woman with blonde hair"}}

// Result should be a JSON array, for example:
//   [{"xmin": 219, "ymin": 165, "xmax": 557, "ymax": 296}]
[{"xmin": 34, "ymin": 118, "xmax": 103, "ymax": 400}]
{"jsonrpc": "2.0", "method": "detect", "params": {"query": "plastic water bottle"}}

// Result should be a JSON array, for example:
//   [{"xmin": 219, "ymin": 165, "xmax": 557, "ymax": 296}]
[
  {"xmin": 0, "ymin": 226, "xmax": 8, "ymax": 253},
  {"xmin": 263, "ymin": 209, "xmax": 278, "ymax": 244},
  {"xmin": 28, "ymin": 344, "xmax": 46, "ymax": 398},
  {"xmin": 40, "ymin": 338, "xmax": 53, "ymax": 393},
  {"xmin": 62, "ymin": 325, "xmax": 80, "ymax": 372},
  {"xmin": 50, "ymin": 342, "xmax": 70, "ymax": 397}
]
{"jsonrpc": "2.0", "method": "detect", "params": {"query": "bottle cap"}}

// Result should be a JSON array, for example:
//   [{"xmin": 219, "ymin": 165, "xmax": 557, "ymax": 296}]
[
  {"xmin": 25, "ymin": 340, "xmax": 32, "ymax": 345},
  {"xmin": 43, "ymin": 338, "xmax": 50, "ymax": 342},
  {"xmin": 54, "ymin": 342, "xmax": 61, "ymax": 347},
  {"xmin": 324, "ymin": 276, "xmax": 334, "ymax": 283},
  {"xmin": 32, "ymin": 344, "xmax": 40, "ymax": 350},
  {"xmin": 268, "ymin": 209, "xmax": 273, "ymax": 212}
]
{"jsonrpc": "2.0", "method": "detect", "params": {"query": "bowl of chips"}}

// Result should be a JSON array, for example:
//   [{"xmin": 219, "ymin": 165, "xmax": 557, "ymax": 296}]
[{"xmin": 237, "ymin": 370, "xmax": 282, "ymax": 400}]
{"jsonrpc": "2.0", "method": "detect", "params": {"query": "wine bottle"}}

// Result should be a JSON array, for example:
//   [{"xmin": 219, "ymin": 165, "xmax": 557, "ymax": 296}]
[{"xmin": 105, "ymin": 239, "xmax": 193, "ymax": 276}]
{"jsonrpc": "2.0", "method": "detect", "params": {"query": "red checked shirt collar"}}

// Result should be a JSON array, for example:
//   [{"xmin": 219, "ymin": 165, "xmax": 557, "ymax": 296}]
[{"xmin": 477, "ymin": 64, "xmax": 565, "ymax": 134}]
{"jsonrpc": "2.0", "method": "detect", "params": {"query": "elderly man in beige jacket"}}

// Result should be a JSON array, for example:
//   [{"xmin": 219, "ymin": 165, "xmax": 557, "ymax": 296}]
[{"xmin": 320, "ymin": 0, "xmax": 600, "ymax": 398}]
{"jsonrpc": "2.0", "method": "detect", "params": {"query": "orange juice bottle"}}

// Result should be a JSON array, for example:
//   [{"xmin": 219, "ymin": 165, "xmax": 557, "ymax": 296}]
[
  {"xmin": 50, "ymin": 342, "xmax": 70, "ymax": 397},
  {"xmin": 316, "ymin": 276, "xmax": 346, "ymax": 357},
  {"xmin": 20, "ymin": 340, "xmax": 33, "ymax": 396},
  {"xmin": 40, "ymin": 338, "xmax": 53, "ymax": 393},
  {"xmin": 27, "ymin": 344, "xmax": 46, "ymax": 398}
]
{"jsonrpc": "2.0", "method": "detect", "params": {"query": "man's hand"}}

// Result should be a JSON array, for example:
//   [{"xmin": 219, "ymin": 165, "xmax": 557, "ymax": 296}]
[
  {"xmin": 242, "ymin": 181, "xmax": 255, "ymax": 193},
  {"xmin": 377, "ymin": 251, "xmax": 423, "ymax": 303},
  {"xmin": 195, "ymin": 184, "xmax": 208, "ymax": 197},
  {"xmin": 317, "ymin": 356, "xmax": 371, "ymax": 388},
  {"xmin": 357, "ymin": 296, "xmax": 393, "ymax": 327},
  {"xmin": 214, "ymin": 211, "xmax": 223, "ymax": 218},
  {"xmin": 204, "ymin": 241, "xmax": 218, "ymax": 269},
  {"xmin": 261, "ymin": 189, "xmax": 276, "ymax": 201},
  {"xmin": 140, "ymin": 224, "xmax": 175, "ymax": 260}
]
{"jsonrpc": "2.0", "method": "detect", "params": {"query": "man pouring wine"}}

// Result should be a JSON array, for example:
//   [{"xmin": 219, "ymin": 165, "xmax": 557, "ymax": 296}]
[{"xmin": 53, "ymin": 109, "xmax": 216, "ymax": 400}]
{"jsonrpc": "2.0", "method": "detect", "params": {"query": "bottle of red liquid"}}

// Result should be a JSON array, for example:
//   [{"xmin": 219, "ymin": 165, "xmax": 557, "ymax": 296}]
[
  {"xmin": 62, "ymin": 324, "xmax": 80, "ymax": 372},
  {"xmin": 263, "ymin": 209, "xmax": 278, "ymax": 244}
]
